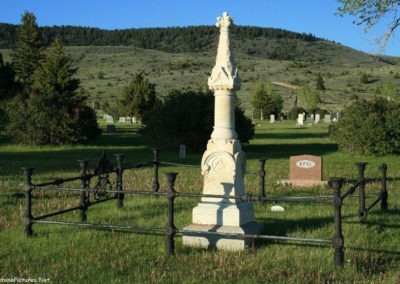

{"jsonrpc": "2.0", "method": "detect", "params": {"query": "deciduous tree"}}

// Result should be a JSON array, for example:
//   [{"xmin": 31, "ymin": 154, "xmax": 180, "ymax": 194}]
[
  {"xmin": 337, "ymin": 0, "xmax": 400, "ymax": 49},
  {"xmin": 297, "ymin": 87, "xmax": 320, "ymax": 113}
]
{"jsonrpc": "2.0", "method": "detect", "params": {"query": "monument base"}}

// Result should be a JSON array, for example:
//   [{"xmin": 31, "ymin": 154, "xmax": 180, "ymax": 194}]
[
  {"xmin": 192, "ymin": 201, "xmax": 255, "ymax": 226},
  {"xmin": 182, "ymin": 222, "xmax": 262, "ymax": 251}
]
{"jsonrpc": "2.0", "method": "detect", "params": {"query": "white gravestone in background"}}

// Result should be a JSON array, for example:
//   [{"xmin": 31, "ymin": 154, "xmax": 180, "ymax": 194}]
[
  {"xmin": 315, "ymin": 114, "xmax": 320, "ymax": 123},
  {"xmin": 297, "ymin": 113, "xmax": 304, "ymax": 126}
]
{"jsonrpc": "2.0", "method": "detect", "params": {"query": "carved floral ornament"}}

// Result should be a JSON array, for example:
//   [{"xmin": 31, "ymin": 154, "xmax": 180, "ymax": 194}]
[{"xmin": 201, "ymin": 150, "xmax": 246, "ymax": 178}]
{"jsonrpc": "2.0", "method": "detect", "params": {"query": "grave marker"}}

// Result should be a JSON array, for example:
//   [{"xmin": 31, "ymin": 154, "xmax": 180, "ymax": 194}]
[
  {"xmin": 324, "ymin": 114, "xmax": 331, "ymax": 123},
  {"xmin": 280, "ymin": 155, "xmax": 326, "ymax": 186}
]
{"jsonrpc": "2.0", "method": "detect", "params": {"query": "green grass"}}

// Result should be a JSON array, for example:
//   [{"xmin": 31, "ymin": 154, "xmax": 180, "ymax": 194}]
[{"xmin": 1, "ymin": 121, "xmax": 399, "ymax": 283}]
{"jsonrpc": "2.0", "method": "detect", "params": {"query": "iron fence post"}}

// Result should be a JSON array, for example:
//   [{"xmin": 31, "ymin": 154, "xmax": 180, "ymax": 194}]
[
  {"xmin": 355, "ymin": 162, "xmax": 367, "ymax": 222},
  {"xmin": 379, "ymin": 163, "xmax": 388, "ymax": 211},
  {"xmin": 152, "ymin": 148, "xmax": 160, "ymax": 192},
  {"xmin": 165, "ymin": 172, "xmax": 178, "ymax": 255},
  {"xmin": 115, "ymin": 154, "xmax": 124, "ymax": 208},
  {"xmin": 22, "ymin": 167, "xmax": 34, "ymax": 237},
  {"xmin": 258, "ymin": 158, "xmax": 267, "ymax": 201},
  {"xmin": 78, "ymin": 160, "xmax": 89, "ymax": 222},
  {"xmin": 329, "ymin": 177, "xmax": 345, "ymax": 268}
]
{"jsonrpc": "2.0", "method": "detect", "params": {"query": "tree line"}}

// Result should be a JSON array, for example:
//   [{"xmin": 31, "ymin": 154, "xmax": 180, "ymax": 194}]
[
  {"xmin": 0, "ymin": 12, "xmax": 254, "ymax": 149},
  {"xmin": 0, "ymin": 22, "xmax": 318, "ymax": 53}
]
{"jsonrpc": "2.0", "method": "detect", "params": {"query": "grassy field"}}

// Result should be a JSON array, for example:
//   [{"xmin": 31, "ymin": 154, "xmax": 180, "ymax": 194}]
[{"xmin": 0, "ymin": 121, "xmax": 399, "ymax": 283}]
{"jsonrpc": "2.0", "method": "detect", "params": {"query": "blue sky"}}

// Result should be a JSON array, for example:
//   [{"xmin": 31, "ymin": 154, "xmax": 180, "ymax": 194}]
[{"xmin": 1, "ymin": 0, "xmax": 399, "ymax": 56}]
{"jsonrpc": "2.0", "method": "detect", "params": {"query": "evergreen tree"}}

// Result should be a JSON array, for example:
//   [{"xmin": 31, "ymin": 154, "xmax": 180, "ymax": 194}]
[
  {"xmin": 140, "ymin": 89, "xmax": 254, "ymax": 152},
  {"xmin": 250, "ymin": 80, "xmax": 276, "ymax": 120},
  {"xmin": 0, "ymin": 53, "xmax": 18, "ymax": 100},
  {"xmin": 270, "ymin": 86, "xmax": 284, "ymax": 116},
  {"xmin": 7, "ymin": 39, "xmax": 100, "ymax": 144},
  {"xmin": 0, "ymin": 53, "xmax": 18, "ymax": 131},
  {"xmin": 118, "ymin": 72, "xmax": 157, "ymax": 117},
  {"xmin": 315, "ymin": 74, "xmax": 326, "ymax": 91},
  {"xmin": 11, "ymin": 12, "xmax": 43, "ymax": 94}
]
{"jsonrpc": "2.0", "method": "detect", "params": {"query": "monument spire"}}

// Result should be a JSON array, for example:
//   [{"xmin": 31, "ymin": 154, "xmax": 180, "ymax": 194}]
[
  {"xmin": 183, "ymin": 12, "xmax": 260, "ymax": 251},
  {"xmin": 208, "ymin": 12, "xmax": 241, "ymax": 140}
]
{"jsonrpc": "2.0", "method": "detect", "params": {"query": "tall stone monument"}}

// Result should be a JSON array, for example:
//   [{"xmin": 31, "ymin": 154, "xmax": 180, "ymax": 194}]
[{"xmin": 183, "ymin": 12, "xmax": 261, "ymax": 250}]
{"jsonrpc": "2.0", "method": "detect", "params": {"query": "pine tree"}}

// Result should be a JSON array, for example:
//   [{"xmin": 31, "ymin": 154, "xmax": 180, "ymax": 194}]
[
  {"xmin": 118, "ymin": 72, "xmax": 157, "ymax": 118},
  {"xmin": 250, "ymin": 80, "xmax": 276, "ymax": 120},
  {"xmin": 7, "ymin": 39, "xmax": 100, "ymax": 144},
  {"xmin": 0, "ymin": 53, "xmax": 18, "ymax": 100},
  {"xmin": 11, "ymin": 12, "xmax": 43, "ymax": 93},
  {"xmin": 315, "ymin": 74, "xmax": 326, "ymax": 90}
]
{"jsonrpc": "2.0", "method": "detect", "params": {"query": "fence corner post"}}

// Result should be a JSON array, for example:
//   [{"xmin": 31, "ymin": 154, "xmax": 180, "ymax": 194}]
[
  {"xmin": 152, "ymin": 148, "xmax": 160, "ymax": 192},
  {"xmin": 165, "ymin": 172, "xmax": 178, "ymax": 255},
  {"xmin": 22, "ymin": 167, "xmax": 34, "ymax": 237},
  {"xmin": 115, "ymin": 154, "xmax": 124, "ymax": 209},
  {"xmin": 329, "ymin": 177, "xmax": 345, "ymax": 268},
  {"xmin": 379, "ymin": 163, "xmax": 388, "ymax": 211}
]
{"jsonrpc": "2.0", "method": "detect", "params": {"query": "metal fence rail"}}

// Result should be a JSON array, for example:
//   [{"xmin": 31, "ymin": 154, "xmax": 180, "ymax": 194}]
[{"xmin": 21, "ymin": 150, "xmax": 389, "ymax": 268}]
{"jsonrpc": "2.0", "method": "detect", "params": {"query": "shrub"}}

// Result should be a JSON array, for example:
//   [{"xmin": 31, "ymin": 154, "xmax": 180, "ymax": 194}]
[
  {"xmin": 140, "ymin": 90, "xmax": 254, "ymax": 152},
  {"xmin": 288, "ymin": 106, "xmax": 306, "ymax": 120},
  {"xmin": 330, "ymin": 98, "xmax": 400, "ymax": 156}
]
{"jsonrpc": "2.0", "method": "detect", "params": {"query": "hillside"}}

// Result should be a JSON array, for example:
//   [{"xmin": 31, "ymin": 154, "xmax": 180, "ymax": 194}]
[{"xmin": 1, "ymin": 24, "xmax": 399, "ymax": 114}]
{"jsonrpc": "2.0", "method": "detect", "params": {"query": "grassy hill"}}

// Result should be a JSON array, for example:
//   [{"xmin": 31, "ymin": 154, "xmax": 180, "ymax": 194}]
[{"xmin": 1, "ymin": 24, "xmax": 399, "ymax": 114}]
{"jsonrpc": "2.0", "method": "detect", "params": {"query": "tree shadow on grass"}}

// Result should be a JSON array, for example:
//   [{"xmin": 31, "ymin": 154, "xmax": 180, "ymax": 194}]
[
  {"xmin": 254, "ymin": 132, "xmax": 329, "ymax": 140},
  {"xmin": 243, "ymin": 143, "xmax": 338, "ymax": 159}
]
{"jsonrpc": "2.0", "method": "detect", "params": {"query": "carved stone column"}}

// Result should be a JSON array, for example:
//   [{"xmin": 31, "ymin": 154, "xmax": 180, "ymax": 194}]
[{"xmin": 183, "ymin": 12, "xmax": 261, "ymax": 250}]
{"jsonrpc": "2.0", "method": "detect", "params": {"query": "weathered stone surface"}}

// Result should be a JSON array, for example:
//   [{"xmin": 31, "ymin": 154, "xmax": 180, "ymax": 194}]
[{"xmin": 183, "ymin": 12, "xmax": 260, "ymax": 250}]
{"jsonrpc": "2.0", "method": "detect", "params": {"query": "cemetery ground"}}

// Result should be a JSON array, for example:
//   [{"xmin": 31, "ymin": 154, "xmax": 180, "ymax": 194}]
[{"xmin": 0, "ymin": 121, "xmax": 399, "ymax": 283}]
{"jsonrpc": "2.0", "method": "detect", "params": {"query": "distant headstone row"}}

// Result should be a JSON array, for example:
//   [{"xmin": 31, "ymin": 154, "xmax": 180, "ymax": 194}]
[
  {"xmin": 103, "ymin": 114, "xmax": 139, "ymax": 124},
  {"xmin": 118, "ymin": 116, "xmax": 138, "ymax": 124},
  {"xmin": 294, "ymin": 113, "xmax": 340, "ymax": 127}
]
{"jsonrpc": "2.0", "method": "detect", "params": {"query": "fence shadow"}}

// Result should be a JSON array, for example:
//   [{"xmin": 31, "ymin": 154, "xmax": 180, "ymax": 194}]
[{"xmin": 256, "ymin": 216, "xmax": 333, "ymax": 239}]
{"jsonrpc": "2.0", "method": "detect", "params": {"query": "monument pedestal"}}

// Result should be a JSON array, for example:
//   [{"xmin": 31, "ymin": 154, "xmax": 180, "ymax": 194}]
[
  {"xmin": 183, "ymin": 222, "xmax": 261, "ymax": 251},
  {"xmin": 182, "ymin": 139, "xmax": 262, "ymax": 250}
]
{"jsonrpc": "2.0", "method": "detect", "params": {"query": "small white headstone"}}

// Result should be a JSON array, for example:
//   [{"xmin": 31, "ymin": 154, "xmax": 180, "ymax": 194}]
[
  {"xmin": 105, "ymin": 114, "xmax": 113, "ymax": 123},
  {"xmin": 315, "ymin": 114, "xmax": 320, "ymax": 123},
  {"xmin": 324, "ymin": 114, "xmax": 331, "ymax": 123},
  {"xmin": 297, "ymin": 113, "xmax": 304, "ymax": 126},
  {"xmin": 270, "ymin": 114, "xmax": 275, "ymax": 123},
  {"xmin": 179, "ymin": 144, "xmax": 186, "ymax": 159}
]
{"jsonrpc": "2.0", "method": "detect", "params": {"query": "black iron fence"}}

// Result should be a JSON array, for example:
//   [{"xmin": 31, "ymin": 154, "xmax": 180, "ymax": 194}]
[{"xmin": 22, "ymin": 150, "xmax": 389, "ymax": 268}]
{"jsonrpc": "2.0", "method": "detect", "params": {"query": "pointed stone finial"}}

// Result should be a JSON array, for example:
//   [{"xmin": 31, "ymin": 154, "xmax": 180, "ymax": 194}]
[{"xmin": 208, "ymin": 12, "xmax": 240, "ymax": 91}]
